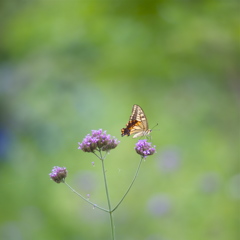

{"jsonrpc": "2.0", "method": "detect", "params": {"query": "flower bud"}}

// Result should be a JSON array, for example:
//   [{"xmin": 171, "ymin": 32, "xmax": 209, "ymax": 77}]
[
  {"xmin": 135, "ymin": 140, "xmax": 156, "ymax": 158},
  {"xmin": 49, "ymin": 166, "xmax": 67, "ymax": 183}
]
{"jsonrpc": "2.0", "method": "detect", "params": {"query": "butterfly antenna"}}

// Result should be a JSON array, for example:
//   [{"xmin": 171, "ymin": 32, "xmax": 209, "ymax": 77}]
[{"xmin": 151, "ymin": 123, "xmax": 159, "ymax": 131}]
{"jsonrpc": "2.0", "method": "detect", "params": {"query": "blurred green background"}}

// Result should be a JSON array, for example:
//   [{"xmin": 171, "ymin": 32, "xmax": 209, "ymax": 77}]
[{"xmin": 0, "ymin": 0, "xmax": 239, "ymax": 240}]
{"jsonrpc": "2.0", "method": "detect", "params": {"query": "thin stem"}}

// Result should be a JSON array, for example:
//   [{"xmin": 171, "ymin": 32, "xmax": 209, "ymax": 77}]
[
  {"xmin": 92, "ymin": 151, "xmax": 101, "ymax": 160},
  {"xmin": 64, "ymin": 181, "xmax": 109, "ymax": 213},
  {"xmin": 101, "ymin": 157, "xmax": 115, "ymax": 240},
  {"xmin": 112, "ymin": 157, "xmax": 144, "ymax": 212},
  {"xmin": 103, "ymin": 151, "xmax": 109, "ymax": 159},
  {"xmin": 92, "ymin": 149, "xmax": 108, "ymax": 160}
]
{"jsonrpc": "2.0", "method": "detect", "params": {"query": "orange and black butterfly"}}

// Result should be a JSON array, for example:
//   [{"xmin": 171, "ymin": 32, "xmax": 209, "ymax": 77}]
[{"xmin": 121, "ymin": 104, "xmax": 152, "ymax": 138}]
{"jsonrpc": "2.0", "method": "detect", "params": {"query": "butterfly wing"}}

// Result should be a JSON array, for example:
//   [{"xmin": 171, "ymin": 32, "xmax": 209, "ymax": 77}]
[
  {"xmin": 131, "ymin": 105, "xmax": 148, "ymax": 138},
  {"xmin": 121, "ymin": 104, "xmax": 151, "ymax": 138}
]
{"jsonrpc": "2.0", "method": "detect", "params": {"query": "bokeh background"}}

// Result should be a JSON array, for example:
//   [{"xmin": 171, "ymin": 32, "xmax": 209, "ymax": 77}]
[{"xmin": 0, "ymin": 0, "xmax": 239, "ymax": 240}]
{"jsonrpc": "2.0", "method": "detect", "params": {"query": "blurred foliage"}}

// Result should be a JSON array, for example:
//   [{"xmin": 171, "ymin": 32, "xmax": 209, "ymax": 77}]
[{"xmin": 0, "ymin": 0, "xmax": 239, "ymax": 240}]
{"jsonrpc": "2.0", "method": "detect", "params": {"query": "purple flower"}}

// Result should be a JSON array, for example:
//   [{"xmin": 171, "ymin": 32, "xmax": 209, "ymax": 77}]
[
  {"xmin": 78, "ymin": 129, "xmax": 120, "ymax": 153},
  {"xmin": 49, "ymin": 166, "xmax": 67, "ymax": 183},
  {"xmin": 135, "ymin": 139, "xmax": 156, "ymax": 158}
]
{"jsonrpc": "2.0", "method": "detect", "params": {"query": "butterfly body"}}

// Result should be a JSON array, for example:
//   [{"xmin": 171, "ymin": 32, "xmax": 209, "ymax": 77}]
[{"xmin": 121, "ymin": 104, "xmax": 151, "ymax": 138}]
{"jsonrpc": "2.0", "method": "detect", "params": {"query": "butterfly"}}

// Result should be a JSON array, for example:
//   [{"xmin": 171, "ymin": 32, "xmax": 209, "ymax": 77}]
[{"xmin": 121, "ymin": 104, "xmax": 152, "ymax": 138}]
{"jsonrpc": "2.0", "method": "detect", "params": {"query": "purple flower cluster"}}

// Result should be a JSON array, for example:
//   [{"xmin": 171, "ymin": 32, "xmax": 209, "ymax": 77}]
[
  {"xmin": 135, "ymin": 139, "xmax": 156, "ymax": 158},
  {"xmin": 49, "ymin": 166, "xmax": 67, "ymax": 183},
  {"xmin": 78, "ymin": 129, "xmax": 120, "ymax": 153}
]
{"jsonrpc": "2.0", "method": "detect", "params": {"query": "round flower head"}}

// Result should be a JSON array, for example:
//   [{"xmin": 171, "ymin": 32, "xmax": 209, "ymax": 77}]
[
  {"xmin": 78, "ymin": 129, "xmax": 120, "ymax": 153},
  {"xmin": 49, "ymin": 166, "xmax": 67, "ymax": 183},
  {"xmin": 135, "ymin": 139, "xmax": 156, "ymax": 158}
]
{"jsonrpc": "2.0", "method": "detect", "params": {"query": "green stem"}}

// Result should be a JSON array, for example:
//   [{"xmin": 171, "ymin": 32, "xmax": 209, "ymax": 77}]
[
  {"xmin": 101, "ymin": 158, "xmax": 115, "ymax": 240},
  {"xmin": 64, "ymin": 181, "xmax": 109, "ymax": 213},
  {"xmin": 112, "ymin": 157, "xmax": 143, "ymax": 212}
]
